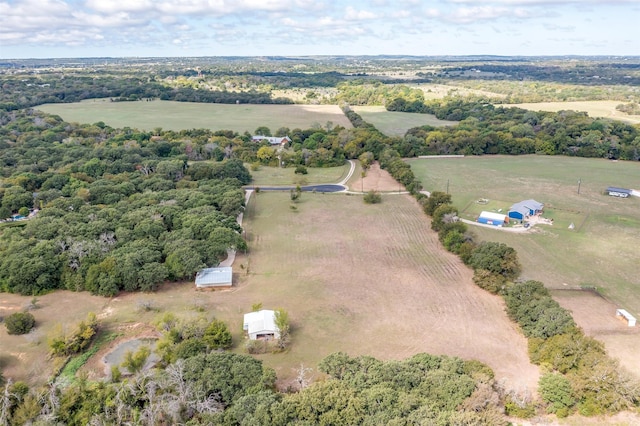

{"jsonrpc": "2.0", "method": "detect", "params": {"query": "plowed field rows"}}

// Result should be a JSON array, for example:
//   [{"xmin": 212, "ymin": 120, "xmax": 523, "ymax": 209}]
[{"xmin": 234, "ymin": 191, "xmax": 539, "ymax": 390}]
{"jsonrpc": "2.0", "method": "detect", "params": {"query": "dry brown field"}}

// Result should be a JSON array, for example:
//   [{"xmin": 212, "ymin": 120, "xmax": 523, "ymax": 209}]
[
  {"xmin": 551, "ymin": 289, "xmax": 640, "ymax": 380},
  {"xmin": 225, "ymin": 182, "xmax": 539, "ymax": 391}
]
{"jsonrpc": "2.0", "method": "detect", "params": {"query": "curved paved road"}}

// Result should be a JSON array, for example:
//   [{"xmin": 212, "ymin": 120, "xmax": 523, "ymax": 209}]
[{"xmin": 245, "ymin": 184, "xmax": 345, "ymax": 193}]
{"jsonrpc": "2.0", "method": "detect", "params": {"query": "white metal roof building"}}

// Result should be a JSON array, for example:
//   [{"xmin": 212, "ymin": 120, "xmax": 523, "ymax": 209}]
[
  {"xmin": 616, "ymin": 309, "xmax": 637, "ymax": 327},
  {"xmin": 243, "ymin": 310, "xmax": 281, "ymax": 340},
  {"xmin": 195, "ymin": 267, "xmax": 232, "ymax": 289},
  {"xmin": 477, "ymin": 211, "xmax": 508, "ymax": 226}
]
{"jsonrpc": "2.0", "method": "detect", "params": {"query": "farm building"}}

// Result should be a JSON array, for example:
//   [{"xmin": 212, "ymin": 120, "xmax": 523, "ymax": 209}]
[
  {"xmin": 243, "ymin": 310, "xmax": 281, "ymax": 340},
  {"xmin": 508, "ymin": 199, "xmax": 544, "ymax": 220},
  {"xmin": 477, "ymin": 211, "xmax": 508, "ymax": 226},
  {"xmin": 252, "ymin": 136, "xmax": 291, "ymax": 146},
  {"xmin": 605, "ymin": 187, "xmax": 632, "ymax": 198},
  {"xmin": 616, "ymin": 309, "xmax": 637, "ymax": 327},
  {"xmin": 195, "ymin": 266, "xmax": 232, "ymax": 289}
]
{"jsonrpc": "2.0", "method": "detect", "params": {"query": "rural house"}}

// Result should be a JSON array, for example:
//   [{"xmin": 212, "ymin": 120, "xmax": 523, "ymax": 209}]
[
  {"xmin": 252, "ymin": 135, "xmax": 291, "ymax": 146},
  {"xmin": 508, "ymin": 199, "xmax": 544, "ymax": 221},
  {"xmin": 477, "ymin": 211, "xmax": 508, "ymax": 226},
  {"xmin": 195, "ymin": 266, "xmax": 232, "ymax": 289},
  {"xmin": 243, "ymin": 310, "xmax": 281, "ymax": 340}
]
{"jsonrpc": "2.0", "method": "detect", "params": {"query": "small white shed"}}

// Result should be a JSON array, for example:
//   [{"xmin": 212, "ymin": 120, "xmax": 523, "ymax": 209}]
[
  {"xmin": 616, "ymin": 309, "xmax": 636, "ymax": 327},
  {"xmin": 243, "ymin": 310, "xmax": 281, "ymax": 340}
]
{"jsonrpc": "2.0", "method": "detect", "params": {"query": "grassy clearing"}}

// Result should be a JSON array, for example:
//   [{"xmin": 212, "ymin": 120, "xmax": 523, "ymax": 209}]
[
  {"xmin": 411, "ymin": 83, "xmax": 507, "ymax": 100},
  {"xmin": 352, "ymin": 106, "xmax": 458, "ymax": 137},
  {"xmin": 35, "ymin": 100, "xmax": 353, "ymax": 133},
  {"xmin": 409, "ymin": 155, "xmax": 640, "ymax": 316},
  {"xmin": 507, "ymin": 100, "xmax": 640, "ymax": 125},
  {"xmin": 247, "ymin": 163, "xmax": 350, "ymax": 186}
]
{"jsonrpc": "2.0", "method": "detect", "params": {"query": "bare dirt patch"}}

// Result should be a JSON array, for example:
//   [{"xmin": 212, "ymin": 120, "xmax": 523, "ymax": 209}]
[
  {"xmin": 349, "ymin": 162, "xmax": 404, "ymax": 193},
  {"xmin": 0, "ymin": 291, "xmax": 109, "ymax": 384}
]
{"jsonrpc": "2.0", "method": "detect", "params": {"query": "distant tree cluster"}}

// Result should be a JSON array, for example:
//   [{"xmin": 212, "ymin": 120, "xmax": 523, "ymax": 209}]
[
  {"xmin": 389, "ymin": 98, "xmax": 640, "ymax": 160},
  {"xmin": 0, "ymin": 73, "xmax": 293, "ymax": 112}
]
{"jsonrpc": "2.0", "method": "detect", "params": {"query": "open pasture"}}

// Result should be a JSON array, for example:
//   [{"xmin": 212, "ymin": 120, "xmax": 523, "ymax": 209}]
[
  {"xmin": 35, "ymin": 100, "xmax": 353, "ymax": 133},
  {"xmin": 507, "ymin": 100, "xmax": 640, "ymax": 125},
  {"xmin": 352, "ymin": 106, "xmax": 458, "ymax": 137},
  {"xmin": 223, "ymin": 191, "xmax": 538, "ymax": 390},
  {"xmin": 247, "ymin": 163, "xmax": 350, "ymax": 186},
  {"xmin": 409, "ymin": 155, "xmax": 640, "ymax": 375},
  {"xmin": 411, "ymin": 83, "xmax": 508, "ymax": 101}
]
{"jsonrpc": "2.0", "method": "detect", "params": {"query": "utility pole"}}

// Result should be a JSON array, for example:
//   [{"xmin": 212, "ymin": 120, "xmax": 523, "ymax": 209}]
[{"xmin": 577, "ymin": 178, "xmax": 581, "ymax": 195}]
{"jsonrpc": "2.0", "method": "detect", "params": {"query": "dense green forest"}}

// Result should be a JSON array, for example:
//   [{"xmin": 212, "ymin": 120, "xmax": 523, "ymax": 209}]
[{"xmin": 1, "ymin": 347, "xmax": 506, "ymax": 425}]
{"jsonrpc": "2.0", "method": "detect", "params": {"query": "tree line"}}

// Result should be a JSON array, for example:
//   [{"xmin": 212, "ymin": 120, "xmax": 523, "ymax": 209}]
[{"xmin": 390, "ymin": 98, "xmax": 640, "ymax": 160}]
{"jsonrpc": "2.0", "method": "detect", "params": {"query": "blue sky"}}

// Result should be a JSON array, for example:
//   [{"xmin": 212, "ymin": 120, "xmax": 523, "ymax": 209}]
[{"xmin": 1, "ymin": 0, "xmax": 639, "ymax": 58}]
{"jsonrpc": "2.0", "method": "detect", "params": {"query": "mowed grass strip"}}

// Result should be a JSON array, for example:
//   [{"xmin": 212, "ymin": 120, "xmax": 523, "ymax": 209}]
[
  {"xmin": 247, "ymin": 163, "xmax": 350, "ymax": 186},
  {"xmin": 352, "ymin": 106, "xmax": 458, "ymax": 137},
  {"xmin": 35, "ymin": 100, "xmax": 353, "ymax": 133},
  {"xmin": 408, "ymin": 155, "xmax": 640, "ymax": 316}
]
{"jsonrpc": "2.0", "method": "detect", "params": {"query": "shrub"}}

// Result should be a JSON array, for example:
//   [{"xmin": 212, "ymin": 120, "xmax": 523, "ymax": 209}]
[
  {"xmin": 48, "ymin": 313, "xmax": 98, "ymax": 356},
  {"xmin": 469, "ymin": 241, "xmax": 520, "ymax": 280},
  {"xmin": 294, "ymin": 165, "xmax": 308, "ymax": 174},
  {"xmin": 473, "ymin": 269, "xmax": 507, "ymax": 294},
  {"xmin": 539, "ymin": 373, "xmax": 575, "ymax": 415},
  {"xmin": 363, "ymin": 190, "xmax": 382, "ymax": 204},
  {"xmin": 245, "ymin": 339, "xmax": 267, "ymax": 354},
  {"xmin": 5, "ymin": 312, "xmax": 35, "ymax": 335},
  {"xmin": 203, "ymin": 319, "xmax": 232, "ymax": 349}
]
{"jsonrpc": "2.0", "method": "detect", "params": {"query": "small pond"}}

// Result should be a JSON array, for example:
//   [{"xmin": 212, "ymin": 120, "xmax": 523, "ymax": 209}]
[{"xmin": 103, "ymin": 338, "xmax": 159, "ymax": 373}]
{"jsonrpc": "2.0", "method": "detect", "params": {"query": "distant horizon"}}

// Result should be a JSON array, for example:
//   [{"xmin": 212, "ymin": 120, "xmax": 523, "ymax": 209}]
[
  {"xmin": 1, "ymin": 0, "xmax": 638, "ymax": 59},
  {"xmin": 3, "ymin": 54, "xmax": 640, "ymax": 62}
]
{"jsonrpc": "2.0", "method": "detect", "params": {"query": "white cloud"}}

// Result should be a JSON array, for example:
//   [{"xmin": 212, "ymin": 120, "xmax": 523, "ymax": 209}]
[
  {"xmin": 85, "ymin": 0, "xmax": 154, "ymax": 13},
  {"xmin": 72, "ymin": 11, "xmax": 147, "ymax": 27},
  {"xmin": 344, "ymin": 6, "xmax": 377, "ymax": 20}
]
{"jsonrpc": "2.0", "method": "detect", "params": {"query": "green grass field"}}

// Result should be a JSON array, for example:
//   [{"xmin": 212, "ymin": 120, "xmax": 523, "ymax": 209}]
[
  {"xmin": 408, "ymin": 155, "xmax": 640, "ymax": 316},
  {"xmin": 352, "ymin": 106, "xmax": 458, "ymax": 137},
  {"xmin": 247, "ymin": 163, "xmax": 350, "ymax": 186},
  {"xmin": 35, "ymin": 100, "xmax": 353, "ymax": 133}
]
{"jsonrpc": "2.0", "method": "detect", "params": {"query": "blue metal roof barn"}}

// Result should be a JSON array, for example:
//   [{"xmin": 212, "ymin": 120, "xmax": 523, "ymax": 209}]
[{"xmin": 508, "ymin": 199, "xmax": 544, "ymax": 220}]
